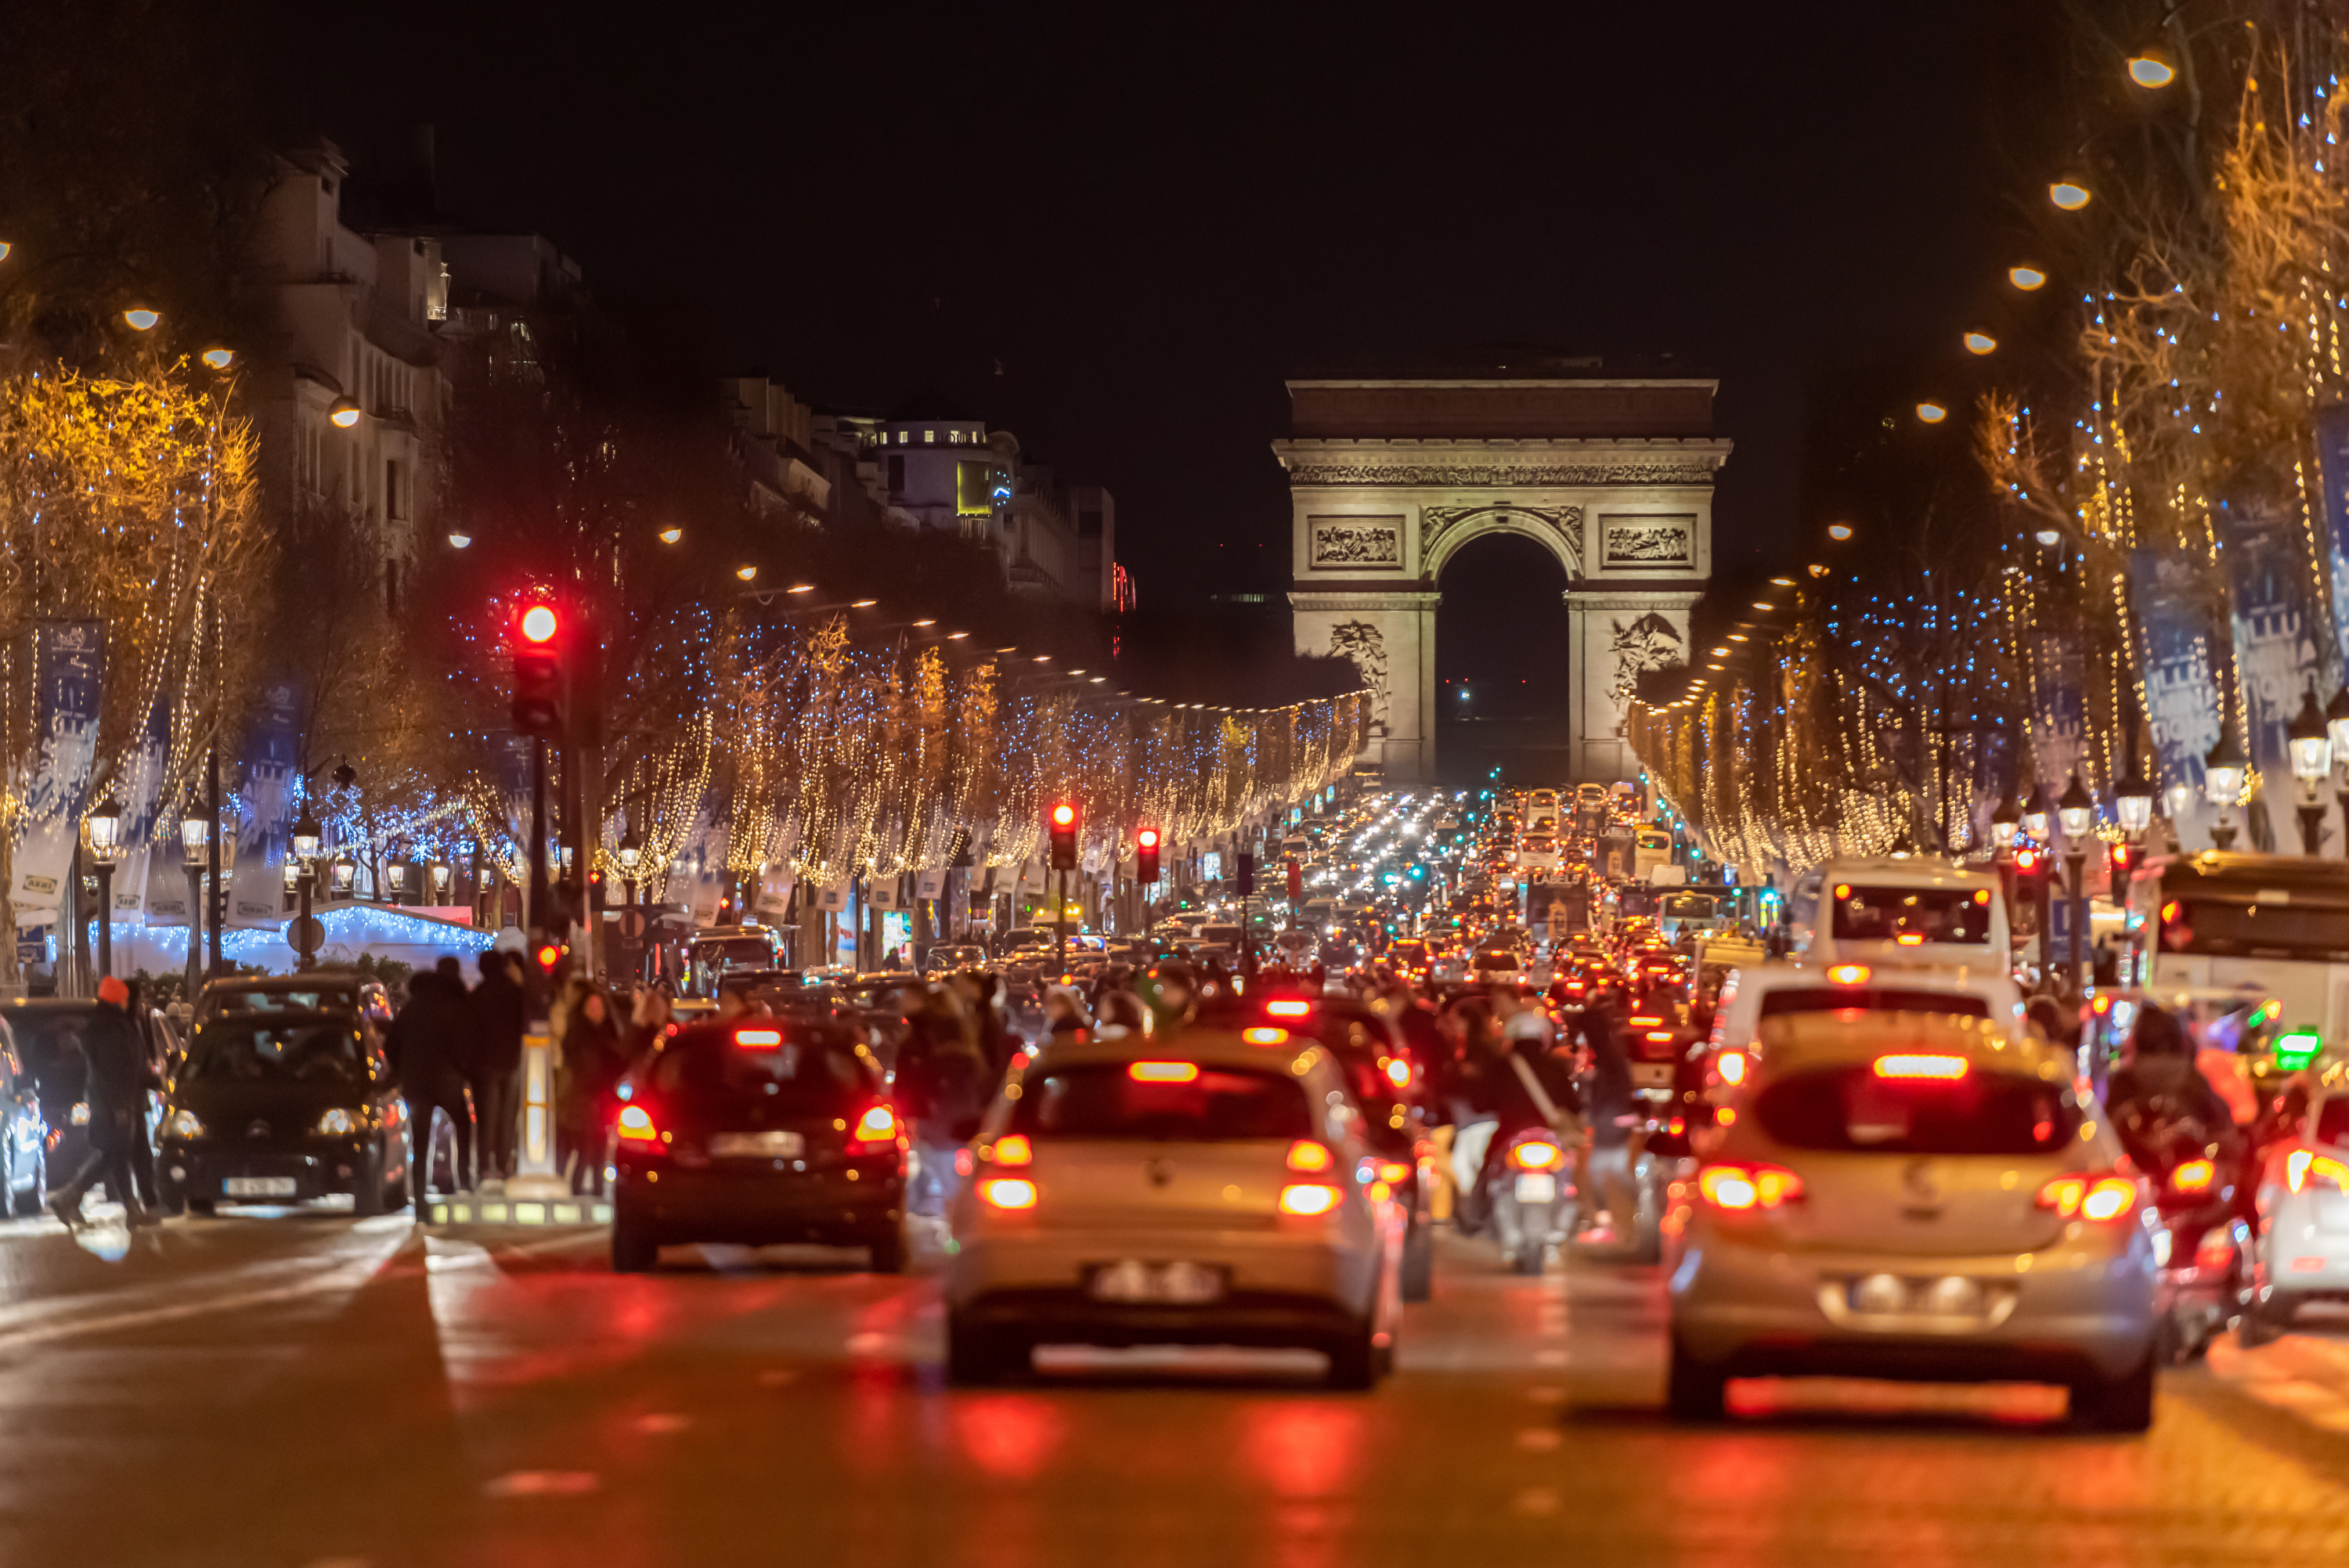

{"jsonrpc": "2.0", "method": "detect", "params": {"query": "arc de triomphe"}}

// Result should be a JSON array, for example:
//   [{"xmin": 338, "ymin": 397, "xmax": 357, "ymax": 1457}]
[{"xmin": 1278, "ymin": 368, "xmax": 1727, "ymax": 784}]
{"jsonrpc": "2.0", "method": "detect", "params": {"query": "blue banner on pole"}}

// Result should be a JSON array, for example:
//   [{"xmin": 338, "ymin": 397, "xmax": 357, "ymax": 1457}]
[
  {"xmin": 2311, "ymin": 401, "xmax": 2349, "ymax": 674},
  {"xmin": 8, "ymin": 621, "xmax": 104, "ymax": 912}
]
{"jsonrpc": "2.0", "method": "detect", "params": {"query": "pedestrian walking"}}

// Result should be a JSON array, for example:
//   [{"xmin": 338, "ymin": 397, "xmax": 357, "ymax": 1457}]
[
  {"xmin": 49, "ymin": 976, "xmax": 154, "ymax": 1228},
  {"xmin": 468, "ymin": 945, "xmax": 529, "ymax": 1187},
  {"xmin": 560, "ymin": 987, "xmax": 628, "ymax": 1195},
  {"xmin": 390, "ymin": 956, "xmax": 477, "ymax": 1204},
  {"xmin": 893, "ymin": 989, "xmax": 987, "ymax": 1217}
]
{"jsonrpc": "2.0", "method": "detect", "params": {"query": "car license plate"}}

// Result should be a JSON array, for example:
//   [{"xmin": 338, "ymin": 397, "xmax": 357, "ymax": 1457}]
[
  {"xmin": 1087, "ymin": 1260, "xmax": 1227, "ymax": 1305},
  {"xmin": 709, "ymin": 1131, "xmax": 805, "ymax": 1159},
  {"xmin": 222, "ymin": 1177, "xmax": 298, "ymax": 1199},
  {"xmin": 1514, "ymin": 1173, "xmax": 1557, "ymax": 1203}
]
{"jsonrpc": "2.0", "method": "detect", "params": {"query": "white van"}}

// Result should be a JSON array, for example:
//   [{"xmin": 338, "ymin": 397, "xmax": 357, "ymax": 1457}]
[{"xmin": 1792, "ymin": 856, "xmax": 2009, "ymax": 971}]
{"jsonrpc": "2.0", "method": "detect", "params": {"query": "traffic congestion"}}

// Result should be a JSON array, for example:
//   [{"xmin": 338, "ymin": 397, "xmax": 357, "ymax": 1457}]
[{"xmin": 10, "ymin": 780, "xmax": 2349, "ymax": 1561}]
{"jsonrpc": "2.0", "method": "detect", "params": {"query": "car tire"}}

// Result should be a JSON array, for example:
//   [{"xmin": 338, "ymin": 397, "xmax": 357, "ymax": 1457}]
[
  {"xmin": 945, "ymin": 1311, "xmax": 1020, "ymax": 1386},
  {"xmin": 2073, "ymin": 1350, "xmax": 2156, "ymax": 1433},
  {"xmin": 866, "ymin": 1225, "xmax": 907, "ymax": 1274},
  {"xmin": 1326, "ymin": 1318, "xmax": 1379, "ymax": 1390},
  {"xmin": 611, "ymin": 1213, "xmax": 659, "ymax": 1274},
  {"xmin": 1512, "ymin": 1240, "xmax": 1546, "ymax": 1275},
  {"xmin": 1400, "ymin": 1219, "xmax": 1435, "ymax": 1303},
  {"xmin": 352, "ymin": 1149, "xmax": 385, "ymax": 1218},
  {"xmin": 2237, "ymin": 1288, "xmax": 2288, "ymax": 1348},
  {"xmin": 1665, "ymin": 1337, "xmax": 1727, "ymax": 1422},
  {"xmin": 7, "ymin": 1145, "xmax": 41, "ymax": 1219},
  {"xmin": 185, "ymin": 1198, "xmax": 215, "ymax": 1217}
]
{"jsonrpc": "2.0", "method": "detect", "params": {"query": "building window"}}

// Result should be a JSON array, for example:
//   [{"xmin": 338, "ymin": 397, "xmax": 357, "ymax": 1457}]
[
  {"xmin": 923, "ymin": 428, "xmax": 936, "ymax": 444},
  {"xmin": 948, "ymin": 429, "xmax": 963, "ymax": 445}
]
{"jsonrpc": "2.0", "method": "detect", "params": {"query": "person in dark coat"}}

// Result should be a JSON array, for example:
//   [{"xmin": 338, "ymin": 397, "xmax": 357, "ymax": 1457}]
[
  {"xmin": 559, "ymin": 987, "xmax": 628, "ymax": 1194},
  {"xmin": 1578, "ymin": 991, "xmax": 1638, "ymax": 1242},
  {"xmin": 390, "ymin": 957, "xmax": 476, "ymax": 1202},
  {"xmin": 49, "ymin": 977, "xmax": 153, "ymax": 1228},
  {"xmin": 468, "ymin": 950, "xmax": 529, "ymax": 1185},
  {"xmin": 892, "ymin": 993, "xmax": 987, "ymax": 1217}
]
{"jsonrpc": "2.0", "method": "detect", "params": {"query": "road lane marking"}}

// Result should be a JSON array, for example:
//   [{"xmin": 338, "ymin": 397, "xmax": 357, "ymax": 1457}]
[
  {"xmin": 482, "ymin": 1470, "xmax": 600, "ymax": 1498},
  {"xmin": 0, "ymin": 1229, "xmax": 599, "ymax": 1355}
]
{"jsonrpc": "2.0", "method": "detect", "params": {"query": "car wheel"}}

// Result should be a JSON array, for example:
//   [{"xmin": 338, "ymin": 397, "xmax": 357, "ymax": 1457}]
[
  {"xmin": 2237, "ymin": 1289, "xmax": 2287, "ymax": 1348},
  {"xmin": 5, "ymin": 1143, "xmax": 38, "ymax": 1220},
  {"xmin": 866, "ymin": 1225, "xmax": 907, "ymax": 1274},
  {"xmin": 945, "ymin": 1311, "xmax": 1020, "ymax": 1386},
  {"xmin": 611, "ymin": 1212, "xmax": 659, "ymax": 1273},
  {"xmin": 2073, "ymin": 1350, "xmax": 2156, "ymax": 1433},
  {"xmin": 152, "ymin": 1169, "xmax": 184, "ymax": 1218},
  {"xmin": 1665, "ymin": 1336, "xmax": 1727, "ymax": 1422},
  {"xmin": 1326, "ymin": 1317, "xmax": 1379, "ymax": 1390},
  {"xmin": 1512, "ymin": 1240, "xmax": 1546, "ymax": 1275},
  {"xmin": 185, "ymin": 1198, "xmax": 216, "ymax": 1217},
  {"xmin": 352, "ymin": 1148, "xmax": 385, "ymax": 1218},
  {"xmin": 1400, "ymin": 1219, "xmax": 1435, "ymax": 1303}
]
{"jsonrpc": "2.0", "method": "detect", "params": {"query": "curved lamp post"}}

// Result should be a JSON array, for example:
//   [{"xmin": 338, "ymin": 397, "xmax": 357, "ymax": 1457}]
[
  {"xmin": 2289, "ymin": 684, "xmax": 2333, "ymax": 856},
  {"xmin": 2059, "ymin": 773, "xmax": 2094, "ymax": 999},
  {"xmin": 85, "ymin": 796, "xmax": 123, "ymax": 985}
]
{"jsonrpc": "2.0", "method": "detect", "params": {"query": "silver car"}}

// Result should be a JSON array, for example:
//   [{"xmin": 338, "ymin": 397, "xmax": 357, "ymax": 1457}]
[
  {"xmin": 1665, "ymin": 1010, "xmax": 2159, "ymax": 1429},
  {"xmin": 2241, "ymin": 1067, "xmax": 2349, "ymax": 1343},
  {"xmin": 944, "ymin": 1027, "xmax": 1406, "ymax": 1388}
]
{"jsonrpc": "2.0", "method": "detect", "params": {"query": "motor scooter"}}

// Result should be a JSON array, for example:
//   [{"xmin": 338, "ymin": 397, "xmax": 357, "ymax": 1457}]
[
  {"xmin": 2116, "ymin": 1104, "xmax": 2250, "ymax": 1361},
  {"xmin": 1485, "ymin": 1126, "xmax": 1576, "ymax": 1274}
]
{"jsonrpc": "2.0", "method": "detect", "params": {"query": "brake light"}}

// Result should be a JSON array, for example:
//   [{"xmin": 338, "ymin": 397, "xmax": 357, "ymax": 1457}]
[
  {"xmin": 977, "ymin": 1177, "xmax": 1038, "ymax": 1210},
  {"xmin": 2160, "ymin": 900, "xmax": 2180, "ymax": 924},
  {"xmin": 1383, "ymin": 1057, "xmax": 1410, "ymax": 1089},
  {"xmin": 1242, "ymin": 1027, "xmax": 1290, "ymax": 1046},
  {"xmin": 1509, "ymin": 1138, "xmax": 1567, "ymax": 1173},
  {"xmin": 990, "ymin": 1133, "xmax": 1033, "ymax": 1166},
  {"xmin": 1286, "ymin": 1139, "xmax": 1335, "ymax": 1173},
  {"xmin": 1129, "ymin": 1061, "xmax": 1200, "ymax": 1083},
  {"xmin": 2287, "ymin": 1150, "xmax": 2349, "ymax": 1192},
  {"xmin": 1630, "ymin": 1015, "xmax": 1662, "ymax": 1027},
  {"xmin": 1378, "ymin": 1161, "xmax": 1409, "ymax": 1184},
  {"xmin": 2194, "ymin": 1228, "xmax": 2237, "ymax": 1271},
  {"xmin": 1265, "ymin": 999, "xmax": 1312, "ymax": 1018},
  {"xmin": 1697, "ymin": 1162, "xmax": 1804, "ymax": 1211},
  {"xmin": 1278, "ymin": 1184, "xmax": 1342, "ymax": 1216},
  {"xmin": 1645, "ymin": 1030, "xmax": 1676, "ymax": 1044},
  {"xmin": 1872, "ymin": 1054, "xmax": 1968, "ymax": 1081},
  {"xmin": 2037, "ymin": 1173, "xmax": 2136, "ymax": 1220},
  {"xmin": 1718, "ymin": 1051, "xmax": 1748, "ymax": 1086},
  {"xmin": 616, "ymin": 1104, "xmax": 659, "ymax": 1143},
  {"xmin": 2170, "ymin": 1158, "xmax": 2215, "ymax": 1193},
  {"xmin": 736, "ymin": 1028, "xmax": 782, "ymax": 1048},
  {"xmin": 850, "ymin": 1105, "xmax": 899, "ymax": 1146},
  {"xmin": 1826, "ymin": 964, "xmax": 1871, "ymax": 985}
]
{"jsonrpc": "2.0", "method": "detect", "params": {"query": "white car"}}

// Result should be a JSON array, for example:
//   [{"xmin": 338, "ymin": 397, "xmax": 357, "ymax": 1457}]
[
  {"xmin": 2242, "ymin": 1072, "xmax": 2349, "ymax": 1342},
  {"xmin": 945, "ymin": 1028, "xmax": 1406, "ymax": 1387},
  {"xmin": 1667, "ymin": 1010, "xmax": 2158, "ymax": 1429}
]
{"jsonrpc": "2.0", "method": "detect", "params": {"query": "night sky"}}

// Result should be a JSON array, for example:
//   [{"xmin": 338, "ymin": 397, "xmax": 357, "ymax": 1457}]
[{"xmin": 264, "ymin": 2, "xmax": 2001, "ymax": 615}]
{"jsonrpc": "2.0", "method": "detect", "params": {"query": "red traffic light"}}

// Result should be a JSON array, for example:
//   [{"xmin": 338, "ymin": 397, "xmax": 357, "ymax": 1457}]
[
  {"xmin": 519, "ymin": 604, "xmax": 559, "ymax": 643},
  {"xmin": 1135, "ymin": 825, "xmax": 1161, "ymax": 885},
  {"xmin": 1136, "ymin": 827, "xmax": 1160, "ymax": 849},
  {"xmin": 2014, "ymin": 845, "xmax": 2043, "ymax": 874},
  {"xmin": 1051, "ymin": 803, "xmax": 1076, "ymax": 827},
  {"xmin": 534, "ymin": 942, "xmax": 563, "ymax": 971}
]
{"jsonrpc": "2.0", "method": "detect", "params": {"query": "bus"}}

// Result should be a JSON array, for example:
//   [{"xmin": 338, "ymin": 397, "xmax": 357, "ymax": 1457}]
[
  {"xmin": 1658, "ymin": 889, "xmax": 1734, "ymax": 943},
  {"xmin": 1633, "ymin": 826, "xmax": 1674, "ymax": 879},
  {"xmin": 2123, "ymin": 852, "xmax": 2349, "ymax": 1058},
  {"xmin": 1792, "ymin": 856, "xmax": 2008, "ymax": 971}
]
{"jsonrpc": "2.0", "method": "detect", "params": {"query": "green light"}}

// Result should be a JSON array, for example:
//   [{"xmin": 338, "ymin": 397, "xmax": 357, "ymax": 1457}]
[{"xmin": 2276, "ymin": 1029, "xmax": 2322, "ymax": 1070}]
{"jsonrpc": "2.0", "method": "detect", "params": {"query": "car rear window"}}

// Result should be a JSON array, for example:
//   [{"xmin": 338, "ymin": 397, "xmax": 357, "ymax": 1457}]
[
  {"xmin": 651, "ymin": 1024, "xmax": 871, "ymax": 1108},
  {"xmin": 186, "ymin": 1019, "xmax": 365, "ymax": 1084},
  {"xmin": 1830, "ymin": 886, "xmax": 1994, "ymax": 945},
  {"xmin": 203, "ymin": 986, "xmax": 359, "ymax": 1015},
  {"xmin": 1753, "ymin": 1064, "xmax": 2078, "ymax": 1155},
  {"xmin": 1015, "ymin": 1064, "xmax": 1312, "ymax": 1142},
  {"xmin": 1758, "ymin": 989, "xmax": 1991, "ymax": 1021}
]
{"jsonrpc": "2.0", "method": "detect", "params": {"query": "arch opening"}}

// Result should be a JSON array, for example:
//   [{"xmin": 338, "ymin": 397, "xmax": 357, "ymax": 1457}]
[{"xmin": 1434, "ymin": 532, "xmax": 1571, "ymax": 785}]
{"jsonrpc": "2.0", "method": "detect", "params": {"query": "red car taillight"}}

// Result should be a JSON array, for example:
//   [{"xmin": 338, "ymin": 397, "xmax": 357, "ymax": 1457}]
[
  {"xmin": 616, "ymin": 1103, "xmax": 662, "ymax": 1145},
  {"xmin": 1697, "ymin": 1162, "xmax": 1803, "ymax": 1211},
  {"xmin": 2287, "ymin": 1150, "xmax": 2349, "ymax": 1193},
  {"xmin": 2036, "ymin": 1173, "xmax": 2138, "ymax": 1220},
  {"xmin": 847, "ymin": 1104, "xmax": 900, "ymax": 1152}
]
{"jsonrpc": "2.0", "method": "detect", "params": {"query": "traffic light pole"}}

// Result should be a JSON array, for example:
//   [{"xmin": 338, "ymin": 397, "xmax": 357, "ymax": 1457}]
[
  {"xmin": 1055, "ymin": 867, "xmax": 1068, "ymax": 971},
  {"xmin": 529, "ymin": 737, "xmax": 550, "ymax": 946}
]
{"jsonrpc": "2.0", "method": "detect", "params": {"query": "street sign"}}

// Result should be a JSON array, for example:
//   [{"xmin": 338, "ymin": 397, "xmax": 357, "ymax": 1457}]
[{"xmin": 287, "ymin": 914, "xmax": 324, "ymax": 956}]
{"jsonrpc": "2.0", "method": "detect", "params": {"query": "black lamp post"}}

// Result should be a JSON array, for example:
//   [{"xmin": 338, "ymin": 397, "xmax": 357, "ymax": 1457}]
[
  {"xmin": 85, "ymin": 795, "xmax": 123, "ymax": 983},
  {"xmin": 290, "ymin": 809, "xmax": 323, "ymax": 971},
  {"xmin": 2058, "ymin": 773, "xmax": 2095, "ymax": 998},
  {"xmin": 2024, "ymin": 781, "xmax": 2053, "ymax": 989},
  {"xmin": 2206, "ymin": 726, "xmax": 2249, "ymax": 851},
  {"xmin": 179, "ymin": 809, "xmax": 209, "ymax": 998},
  {"xmin": 2289, "ymin": 683, "xmax": 2333, "ymax": 856}
]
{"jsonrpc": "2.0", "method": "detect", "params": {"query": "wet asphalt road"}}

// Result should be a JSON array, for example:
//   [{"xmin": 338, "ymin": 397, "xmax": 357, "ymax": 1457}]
[{"xmin": 3, "ymin": 1207, "xmax": 2349, "ymax": 1566}]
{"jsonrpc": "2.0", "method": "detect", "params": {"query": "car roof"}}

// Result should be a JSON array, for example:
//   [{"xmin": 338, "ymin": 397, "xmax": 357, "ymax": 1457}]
[
  {"xmin": 1028, "ymin": 1025, "xmax": 1343, "ymax": 1079},
  {"xmin": 1753, "ymin": 1009, "xmax": 2065, "ymax": 1077}
]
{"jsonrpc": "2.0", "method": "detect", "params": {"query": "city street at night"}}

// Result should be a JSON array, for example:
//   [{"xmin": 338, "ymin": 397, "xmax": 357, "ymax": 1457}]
[{"xmin": 5, "ymin": 1213, "xmax": 2349, "ymax": 1566}]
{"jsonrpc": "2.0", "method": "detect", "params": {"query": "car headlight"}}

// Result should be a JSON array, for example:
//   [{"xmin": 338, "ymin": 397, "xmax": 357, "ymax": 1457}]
[
  {"xmin": 167, "ymin": 1108, "xmax": 204, "ymax": 1140},
  {"xmin": 69, "ymin": 1102, "xmax": 89, "ymax": 1126},
  {"xmin": 316, "ymin": 1108, "xmax": 359, "ymax": 1137}
]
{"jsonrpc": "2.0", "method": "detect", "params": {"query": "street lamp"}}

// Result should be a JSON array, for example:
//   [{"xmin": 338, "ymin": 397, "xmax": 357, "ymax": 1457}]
[
  {"xmin": 331, "ymin": 856, "xmax": 355, "ymax": 897},
  {"xmin": 2114, "ymin": 756, "xmax": 2155, "ymax": 837},
  {"xmin": 431, "ymin": 862, "xmax": 451, "ymax": 899},
  {"xmin": 2205, "ymin": 726, "xmax": 2249, "ymax": 851},
  {"xmin": 2022, "ymin": 781, "xmax": 2051, "ymax": 842},
  {"xmin": 386, "ymin": 860, "xmax": 406, "ymax": 904},
  {"xmin": 2290, "ymin": 683, "xmax": 2333, "ymax": 856},
  {"xmin": 617, "ymin": 827, "xmax": 643, "ymax": 907},
  {"xmin": 2057, "ymin": 773, "xmax": 2095, "ymax": 995},
  {"xmin": 85, "ymin": 795, "xmax": 123, "ymax": 984},
  {"xmin": 180, "ymin": 811, "xmax": 210, "ymax": 997},
  {"xmin": 2127, "ymin": 46, "xmax": 2178, "ymax": 89},
  {"xmin": 289, "ymin": 809, "xmax": 323, "ymax": 970}
]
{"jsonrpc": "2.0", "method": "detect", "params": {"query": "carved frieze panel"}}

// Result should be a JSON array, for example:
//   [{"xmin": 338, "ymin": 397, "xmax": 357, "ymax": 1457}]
[
  {"xmin": 1308, "ymin": 516, "xmax": 1403, "ymax": 568},
  {"xmin": 1598, "ymin": 514, "xmax": 1695, "ymax": 569}
]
